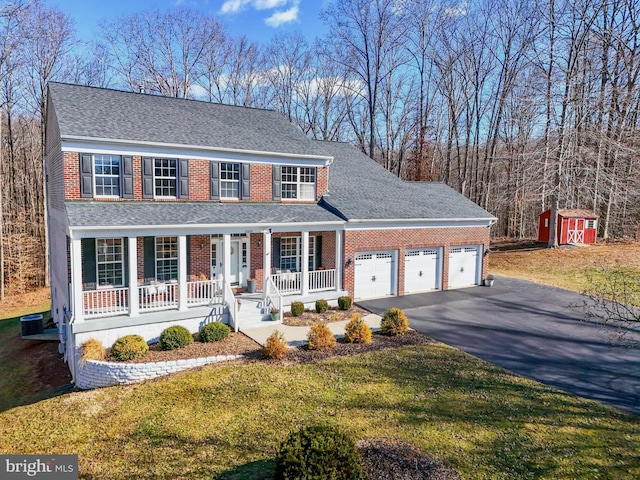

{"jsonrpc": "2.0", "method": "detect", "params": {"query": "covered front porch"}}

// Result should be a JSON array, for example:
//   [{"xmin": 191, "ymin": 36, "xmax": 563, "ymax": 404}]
[{"xmin": 71, "ymin": 227, "xmax": 346, "ymax": 331}]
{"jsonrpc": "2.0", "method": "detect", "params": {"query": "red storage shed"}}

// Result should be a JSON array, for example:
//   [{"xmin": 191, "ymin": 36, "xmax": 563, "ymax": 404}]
[{"xmin": 538, "ymin": 209, "xmax": 598, "ymax": 245}]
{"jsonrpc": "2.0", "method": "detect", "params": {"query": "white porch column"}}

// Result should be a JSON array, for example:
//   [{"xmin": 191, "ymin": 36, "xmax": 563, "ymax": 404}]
[
  {"xmin": 335, "ymin": 230, "xmax": 343, "ymax": 292},
  {"xmin": 71, "ymin": 237, "xmax": 84, "ymax": 323},
  {"xmin": 178, "ymin": 235, "xmax": 188, "ymax": 311},
  {"xmin": 128, "ymin": 236, "xmax": 139, "ymax": 316},
  {"xmin": 263, "ymin": 230, "xmax": 272, "ymax": 290},
  {"xmin": 301, "ymin": 231, "xmax": 309, "ymax": 295},
  {"xmin": 222, "ymin": 233, "xmax": 231, "ymax": 301}
]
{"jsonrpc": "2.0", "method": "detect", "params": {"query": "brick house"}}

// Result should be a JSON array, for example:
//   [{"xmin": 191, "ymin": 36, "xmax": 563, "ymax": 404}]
[{"xmin": 45, "ymin": 83, "xmax": 496, "ymax": 380}]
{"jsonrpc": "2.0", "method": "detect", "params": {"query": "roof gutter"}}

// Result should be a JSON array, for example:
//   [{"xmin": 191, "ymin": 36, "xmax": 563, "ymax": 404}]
[{"xmin": 346, "ymin": 217, "xmax": 498, "ymax": 224}]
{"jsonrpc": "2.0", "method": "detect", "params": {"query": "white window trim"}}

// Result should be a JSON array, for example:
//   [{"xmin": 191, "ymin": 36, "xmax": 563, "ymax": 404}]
[
  {"xmin": 220, "ymin": 162, "xmax": 240, "ymax": 199},
  {"xmin": 96, "ymin": 238, "xmax": 124, "ymax": 288},
  {"xmin": 153, "ymin": 158, "xmax": 177, "ymax": 199},
  {"xmin": 93, "ymin": 154, "xmax": 121, "ymax": 198},
  {"xmin": 155, "ymin": 236, "xmax": 178, "ymax": 282},
  {"xmin": 282, "ymin": 166, "xmax": 316, "ymax": 201},
  {"xmin": 279, "ymin": 236, "xmax": 316, "ymax": 272}
]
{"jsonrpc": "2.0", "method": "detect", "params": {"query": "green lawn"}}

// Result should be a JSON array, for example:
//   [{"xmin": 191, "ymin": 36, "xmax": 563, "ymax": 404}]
[{"xmin": 1, "ymin": 343, "xmax": 638, "ymax": 479}]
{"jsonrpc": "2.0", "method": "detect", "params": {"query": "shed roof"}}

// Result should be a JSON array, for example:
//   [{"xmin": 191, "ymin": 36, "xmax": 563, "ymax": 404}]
[{"xmin": 557, "ymin": 209, "xmax": 598, "ymax": 219}]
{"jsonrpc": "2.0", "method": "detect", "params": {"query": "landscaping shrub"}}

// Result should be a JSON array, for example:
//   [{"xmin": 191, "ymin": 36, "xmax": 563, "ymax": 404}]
[
  {"xmin": 159, "ymin": 325, "xmax": 193, "ymax": 350},
  {"xmin": 199, "ymin": 322, "xmax": 230, "ymax": 342},
  {"xmin": 338, "ymin": 296, "xmax": 353, "ymax": 311},
  {"xmin": 81, "ymin": 338, "xmax": 106, "ymax": 362},
  {"xmin": 263, "ymin": 330, "xmax": 288, "ymax": 360},
  {"xmin": 110, "ymin": 335, "xmax": 148, "ymax": 361},
  {"xmin": 380, "ymin": 308, "xmax": 409, "ymax": 336},
  {"xmin": 315, "ymin": 299, "xmax": 329, "ymax": 313},
  {"xmin": 290, "ymin": 301, "xmax": 305, "ymax": 317},
  {"xmin": 307, "ymin": 321, "xmax": 336, "ymax": 351},
  {"xmin": 344, "ymin": 314, "xmax": 372, "ymax": 344},
  {"xmin": 275, "ymin": 425, "xmax": 363, "ymax": 480}
]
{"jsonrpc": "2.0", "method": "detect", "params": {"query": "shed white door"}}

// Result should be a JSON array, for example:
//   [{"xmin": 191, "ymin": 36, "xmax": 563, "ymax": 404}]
[
  {"xmin": 404, "ymin": 248, "xmax": 441, "ymax": 294},
  {"xmin": 354, "ymin": 251, "xmax": 396, "ymax": 299},
  {"xmin": 448, "ymin": 246, "xmax": 480, "ymax": 288}
]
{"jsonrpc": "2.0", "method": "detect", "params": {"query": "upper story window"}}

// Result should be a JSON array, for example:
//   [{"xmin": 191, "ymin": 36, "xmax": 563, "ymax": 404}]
[
  {"xmin": 96, "ymin": 238, "xmax": 123, "ymax": 287},
  {"xmin": 281, "ymin": 167, "xmax": 315, "ymax": 200},
  {"xmin": 80, "ymin": 153, "xmax": 133, "ymax": 199},
  {"xmin": 94, "ymin": 155, "xmax": 121, "ymax": 197},
  {"xmin": 154, "ymin": 158, "xmax": 177, "ymax": 197},
  {"xmin": 220, "ymin": 163, "xmax": 240, "ymax": 199}
]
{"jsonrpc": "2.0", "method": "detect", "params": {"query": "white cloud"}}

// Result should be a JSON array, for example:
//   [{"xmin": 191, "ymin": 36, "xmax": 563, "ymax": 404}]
[
  {"xmin": 220, "ymin": 0, "xmax": 289, "ymax": 14},
  {"xmin": 265, "ymin": 2, "xmax": 299, "ymax": 27},
  {"xmin": 220, "ymin": 0, "xmax": 299, "ymax": 27}
]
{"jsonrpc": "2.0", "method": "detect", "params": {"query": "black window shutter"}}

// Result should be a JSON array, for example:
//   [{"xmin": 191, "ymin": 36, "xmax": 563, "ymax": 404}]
[
  {"xmin": 81, "ymin": 238, "xmax": 97, "ymax": 287},
  {"xmin": 142, "ymin": 157, "xmax": 154, "ymax": 198},
  {"xmin": 315, "ymin": 235, "xmax": 323, "ymax": 269},
  {"xmin": 210, "ymin": 162, "xmax": 220, "ymax": 200},
  {"xmin": 272, "ymin": 165, "xmax": 281, "ymax": 201},
  {"xmin": 123, "ymin": 238, "xmax": 129, "ymax": 286},
  {"xmin": 272, "ymin": 237, "xmax": 281, "ymax": 270},
  {"xmin": 80, "ymin": 154, "xmax": 93, "ymax": 198},
  {"xmin": 241, "ymin": 163, "xmax": 251, "ymax": 200},
  {"xmin": 143, "ymin": 237, "xmax": 156, "ymax": 280},
  {"xmin": 179, "ymin": 158, "xmax": 189, "ymax": 198},
  {"xmin": 122, "ymin": 156, "xmax": 134, "ymax": 198}
]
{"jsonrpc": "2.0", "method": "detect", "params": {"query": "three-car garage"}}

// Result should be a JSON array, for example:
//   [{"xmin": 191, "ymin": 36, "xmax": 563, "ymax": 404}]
[{"xmin": 353, "ymin": 245, "xmax": 482, "ymax": 300}]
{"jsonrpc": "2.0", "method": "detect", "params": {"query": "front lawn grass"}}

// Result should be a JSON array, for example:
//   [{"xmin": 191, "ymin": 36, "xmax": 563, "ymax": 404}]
[{"xmin": 1, "ymin": 343, "xmax": 638, "ymax": 479}]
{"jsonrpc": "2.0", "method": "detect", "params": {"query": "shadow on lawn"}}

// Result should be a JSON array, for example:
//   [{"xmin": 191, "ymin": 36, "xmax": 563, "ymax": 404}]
[
  {"xmin": 0, "ymin": 313, "xmax": 74, "ymax": 413},
  {"xmin": 216, "ymin": 459, "xmax": 275, "ymax": 480}
]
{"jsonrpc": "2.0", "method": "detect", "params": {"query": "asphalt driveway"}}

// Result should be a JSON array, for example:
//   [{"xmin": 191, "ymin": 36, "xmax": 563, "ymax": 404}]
[{"xmin": 359, "ymin": 276, "xmax": 640, "ymax": 416}]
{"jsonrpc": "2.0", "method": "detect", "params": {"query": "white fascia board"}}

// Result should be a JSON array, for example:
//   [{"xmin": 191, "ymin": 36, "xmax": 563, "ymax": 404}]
[
  {"xmin": 61, "ymin": 136, "xmax": 334, "ymax": 167},
  {"xmin": 344, "ymin": 217, "xmax": 497, "ymax": 230},
  {"xmin": 68, "ymin": 221, "xmax": 345, "ymax": 239}
]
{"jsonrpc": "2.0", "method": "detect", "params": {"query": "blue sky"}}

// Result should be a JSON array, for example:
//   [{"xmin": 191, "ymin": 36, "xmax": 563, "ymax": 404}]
[{"xmin": 48, "ymin": 0, "xmax": 329, "ymax": 45}]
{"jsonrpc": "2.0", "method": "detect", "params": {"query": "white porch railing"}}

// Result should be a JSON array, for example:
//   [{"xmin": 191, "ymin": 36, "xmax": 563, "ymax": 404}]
[
  {"xmin": 224, "ymin": 281, "xmax": 238, "ymax": 332},
  {"xmin": 269, "ymin": 269, "xmax": 336, "ymax": 295},
  {"xmin": 83, "ymin": 287, "xmax": 129, "ymax": 318},
  {"xmin": 264, "ymin": 276, "xmax": 283, "ymax": 321},
  {"xmin": 309, "ymin": 269, "xmax": 336, "ymax": 292},
  {"xmin": 187, "ymin": 279, "xmax": 221, "ymax": 306},
  {"xmin": 271, "ymin": 271, "xmax": 302, "ymax": 294},
  {"xmin": 138, "ymin": 282, "xmax": 179, "ymax": 312}
]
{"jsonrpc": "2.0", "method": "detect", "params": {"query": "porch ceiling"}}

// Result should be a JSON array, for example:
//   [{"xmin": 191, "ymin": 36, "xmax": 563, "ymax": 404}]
[{"xmin": 65, "ymin": 201, "xmax": 344, "ymax": 230}]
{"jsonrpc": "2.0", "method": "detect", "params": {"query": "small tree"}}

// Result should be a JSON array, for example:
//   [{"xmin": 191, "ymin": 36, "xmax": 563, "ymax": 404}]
[{"xmin": 581, "ymin": 266, "xmax": 640, "ymax": 348}]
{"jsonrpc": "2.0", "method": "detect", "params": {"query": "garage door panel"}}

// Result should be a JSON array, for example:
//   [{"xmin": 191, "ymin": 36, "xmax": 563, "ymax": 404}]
[
  {"xmin": 354, "ymin": 251, "xmax": 396, "ymax": 300},
  {"xmin": 448, "ymin": 246, "xmax": 479, "ymax": 288},
  {"xmin": 404, "ymin": 248, "xmax": 441, "ymax": 294}
]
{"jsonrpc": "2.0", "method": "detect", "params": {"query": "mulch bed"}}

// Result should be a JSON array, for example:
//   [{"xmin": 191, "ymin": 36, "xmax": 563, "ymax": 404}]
[
  {"xmin": 282, "ymin": 305, "xmax": 370, "ymax": 326},
  {"xmin": 357, "ymin": 438, "xmax": 462, "ymax": 480}
]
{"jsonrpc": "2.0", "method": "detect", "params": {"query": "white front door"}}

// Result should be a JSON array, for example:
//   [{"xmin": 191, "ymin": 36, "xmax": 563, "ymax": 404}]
[
  {"xmin": 354, "ymin": 251, "xmax": 396, "ymax": 300},
  {"xmin": 448, "ymin": 246, "xmax": 480, "ymax": 288},
  {"xmin": 404, "ymin": 248, "xmax": 441, "ymax": 294},
  {"xmin": 211, "ymin": 237, "xmax": 249, "ymax": 287}
]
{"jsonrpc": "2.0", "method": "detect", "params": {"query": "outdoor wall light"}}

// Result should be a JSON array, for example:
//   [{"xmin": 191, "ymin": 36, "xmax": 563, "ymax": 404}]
[
  {"xmin": 484, "ymin": 248, "xmax": 491, "ymax": 256},
  {"xmin": 345, "ymin": 258, "xmax": 353, "ymax": 267}
]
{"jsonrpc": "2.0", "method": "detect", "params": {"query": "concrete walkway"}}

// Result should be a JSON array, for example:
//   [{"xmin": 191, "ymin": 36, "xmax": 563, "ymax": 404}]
[{"xmin": 242, "ymin": 313, "xmax": 382, "ymax": 347}]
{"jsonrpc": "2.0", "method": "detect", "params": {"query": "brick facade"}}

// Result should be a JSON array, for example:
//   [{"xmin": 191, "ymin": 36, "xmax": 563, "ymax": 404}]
[
  {"xmin": 188, "ymin": 235, "xmax": 210, "ymax": 280},
  {"xmin": 64, "ymin": 151, "xmax": 330, "ymax": 205},
  {"xmin": 342, "ymin": 226, "xmax": 490, "ymax": 296}
]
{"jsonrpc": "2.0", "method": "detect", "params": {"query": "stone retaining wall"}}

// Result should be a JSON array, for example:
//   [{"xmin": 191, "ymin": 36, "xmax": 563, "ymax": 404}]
[{"xmin": 76, "ymin": 354, "xmax": 244, "ymax": 390}]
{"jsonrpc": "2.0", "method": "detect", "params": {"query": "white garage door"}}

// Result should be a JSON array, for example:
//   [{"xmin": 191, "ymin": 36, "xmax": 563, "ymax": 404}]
[
  {"xmin": 448, "ymin": 246, "xmax": 480, "ymax": 288},
  {"xmin": 404, "ymin": 248, "xmax": 441, "ymax": 294},
  {"xmin": 354, "ymin": 251, "xmax": 396, "ymax": 300}
]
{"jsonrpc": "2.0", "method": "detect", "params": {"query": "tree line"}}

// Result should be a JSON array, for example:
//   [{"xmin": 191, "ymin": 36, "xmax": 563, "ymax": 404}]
[{"xmin": 1, "ymin": 0, "xmax": 639, "ymax": 296}]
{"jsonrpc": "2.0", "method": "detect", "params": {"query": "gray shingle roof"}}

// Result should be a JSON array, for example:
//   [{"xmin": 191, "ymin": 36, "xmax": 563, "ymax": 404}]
[
  {"xmin": 65, "ymin": 201, "xmax": 341, "ymax": 228},
  {"xmin": 318, "ymin": 141, "xmax": 495, "ymax": 221},
  {"xmin": 48, "ymin": 82, "xmax": 330, "ymax": 158}
]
